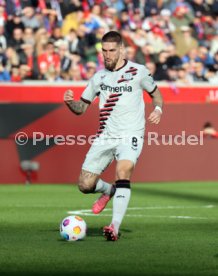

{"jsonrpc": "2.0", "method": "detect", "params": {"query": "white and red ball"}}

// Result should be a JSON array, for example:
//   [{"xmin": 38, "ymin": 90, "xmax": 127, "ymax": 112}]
[{"xmin": 60, "ymin": 215, "xmax": 87, "ymax": 241}]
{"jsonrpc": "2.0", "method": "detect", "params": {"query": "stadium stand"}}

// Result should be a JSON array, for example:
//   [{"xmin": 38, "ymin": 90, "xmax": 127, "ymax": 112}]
[{"xmin": 0, "ymin": 0, "xmax": 217, "ymax": 83}]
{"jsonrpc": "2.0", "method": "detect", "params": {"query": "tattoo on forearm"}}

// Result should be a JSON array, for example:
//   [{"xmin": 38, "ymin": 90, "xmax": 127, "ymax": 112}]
[
  {"xmin": 153, "ymin": 97, "xmax": 163, "ymax": 109},
  {"xmin": 151, "ymin": 88, "xmax": 163, "ymax": 108},
  {"xmin": 67, "ymin": 100, "xmax": 86, "ymax": 115}
]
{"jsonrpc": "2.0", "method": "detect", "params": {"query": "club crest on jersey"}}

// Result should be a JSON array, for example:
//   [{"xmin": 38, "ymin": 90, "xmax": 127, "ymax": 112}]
[
  {"xmin": 123, "ymin": 73, "xmax": 132, "ymax": 80},
  {"xmin": 118, "ymin": 67, "xmax": 138, "ymax": 83}
]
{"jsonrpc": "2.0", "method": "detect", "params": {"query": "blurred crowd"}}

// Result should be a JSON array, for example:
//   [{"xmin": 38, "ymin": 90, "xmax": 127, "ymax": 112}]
[{"xmin": 0, "ymin": 0, "xmax": 218, "ymax": 83}]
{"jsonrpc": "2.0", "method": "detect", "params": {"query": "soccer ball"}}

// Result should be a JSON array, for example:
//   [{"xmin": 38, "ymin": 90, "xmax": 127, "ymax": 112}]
[{"xmin": 60, "ymin": 215, "xmax": 87, "ymax": 241}]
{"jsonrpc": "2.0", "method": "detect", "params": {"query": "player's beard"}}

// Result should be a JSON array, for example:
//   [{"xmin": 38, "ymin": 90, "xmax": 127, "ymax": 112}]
[{"xmin": 104, "ymin": 56, "xmax": 119, "ymax": 71}]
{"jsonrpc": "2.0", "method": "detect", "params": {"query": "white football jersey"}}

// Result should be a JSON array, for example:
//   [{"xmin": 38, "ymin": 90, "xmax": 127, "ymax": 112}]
[{"xmin": 81, "ymin": 60, "xmax": 157, "ymax": 138}]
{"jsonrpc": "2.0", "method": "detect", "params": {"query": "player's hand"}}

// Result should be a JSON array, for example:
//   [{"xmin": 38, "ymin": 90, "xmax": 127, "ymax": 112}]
[
  {"xmin": 148, "ymin": 109, "xmax": 162, "ymax": 124},
  {"xmin": 64, "ymin": 90, "xmax": 74, "ymax": 105}
]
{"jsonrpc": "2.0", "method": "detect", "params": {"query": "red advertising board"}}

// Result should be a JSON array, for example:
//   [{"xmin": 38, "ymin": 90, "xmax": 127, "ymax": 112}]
[{"xmin": 0, "ymin": 83, "xmax": 218, "ymax": 183}]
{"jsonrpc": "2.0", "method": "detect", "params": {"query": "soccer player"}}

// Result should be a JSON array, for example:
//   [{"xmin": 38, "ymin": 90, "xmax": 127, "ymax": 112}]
[{"xmin": 64, "ymin": 31, "xmax": 163, "ymax": 241}]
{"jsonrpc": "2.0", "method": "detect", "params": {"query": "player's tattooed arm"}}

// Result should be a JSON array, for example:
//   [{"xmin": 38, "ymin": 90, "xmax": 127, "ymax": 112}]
[
  {"xmin": 64, "ymin": 90, "xmax": 89, "ymax": 115},
  {"xmin": 149, "ymin": 87, "xmax": 163, "ymax": 109},
  {"xmin": 148, "ymin": 87, "xmax": 163, "ymax": 124},
  {"xmin": 66, "ymin": 100, "xmax": 88, "ymax": 115}
]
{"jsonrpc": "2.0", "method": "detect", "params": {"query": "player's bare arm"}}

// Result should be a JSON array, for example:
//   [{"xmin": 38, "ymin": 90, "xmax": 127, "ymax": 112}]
[
  {"xmin": 64, "ymin": 90, "xmax": 89, "ymax": 115},
  {"xmin": 148, "ymin": 87, "xmax": 163, "ymax": 125}
]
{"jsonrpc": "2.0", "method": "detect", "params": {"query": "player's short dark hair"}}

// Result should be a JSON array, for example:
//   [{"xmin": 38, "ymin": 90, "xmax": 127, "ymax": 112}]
[{"xmin": 101, "ymin": 31, "xmax": 123, "ymax": 45}]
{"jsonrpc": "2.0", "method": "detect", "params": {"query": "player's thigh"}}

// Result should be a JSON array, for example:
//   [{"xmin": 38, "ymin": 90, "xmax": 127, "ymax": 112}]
[{"xmin": 82, "ymin": 140, "xmax": 115, "ymax": 175}]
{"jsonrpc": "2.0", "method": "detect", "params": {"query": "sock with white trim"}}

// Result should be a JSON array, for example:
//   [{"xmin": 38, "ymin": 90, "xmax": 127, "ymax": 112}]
[
  {"xmin": 94, "ymin": 179, "xmax": 114, "ymax": 195},
  {"xmin": 111, "ymin": 179, "xmax": 131, "ymax": 234}
]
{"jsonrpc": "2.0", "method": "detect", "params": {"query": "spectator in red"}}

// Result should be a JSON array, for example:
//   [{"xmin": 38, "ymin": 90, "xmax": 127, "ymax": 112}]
[
  {"xmin": 37, "ymin": 40, "xmax": 60, "ymax": 79},
  {"xmin": 10, "ymin": 65, "xmax": 21, "ymax": 82}
]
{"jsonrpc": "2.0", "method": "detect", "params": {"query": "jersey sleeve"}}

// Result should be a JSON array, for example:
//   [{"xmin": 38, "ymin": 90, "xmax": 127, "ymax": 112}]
[
  {"xmin": 140, "ymin": 66, "xmax": 157, "ymax": 94},
  {"xmin": 81, "ymin": 77, "xmax": 97, "ymax": 104}
]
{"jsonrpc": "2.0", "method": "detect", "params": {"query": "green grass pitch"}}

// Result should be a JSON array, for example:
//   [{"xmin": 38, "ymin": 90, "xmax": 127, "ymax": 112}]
[{"xmin": 0, "ymin": 182, "xmax": 218, "ymax": 276}]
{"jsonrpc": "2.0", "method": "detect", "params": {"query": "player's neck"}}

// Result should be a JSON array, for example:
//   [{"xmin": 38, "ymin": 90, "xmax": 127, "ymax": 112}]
[{"xmin": 113, "ymin": 59, "xmax": 127, "ymax": 71}]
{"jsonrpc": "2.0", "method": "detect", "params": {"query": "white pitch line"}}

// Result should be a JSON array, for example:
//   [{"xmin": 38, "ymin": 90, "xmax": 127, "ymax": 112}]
[
  {"xmin": 68, "ymin": 205, "xmax": 214, "ymax": 213},
  {"xmin": 125, "ymin": 215, "xmax": 208, "ymax": 220},
  {"xmin": 112, "ymin": 205, "xmax": 215, "ymax": 210},
  {"xmin": 67, "ymin": 212, "xmax": 208, "ymax": 220},
  {"xmin": 67, "ymin": 205, "xmax": 214, "ymax": 219}
]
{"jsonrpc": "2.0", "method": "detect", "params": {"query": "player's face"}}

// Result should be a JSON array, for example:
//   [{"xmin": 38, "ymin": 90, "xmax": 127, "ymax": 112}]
[{"xmin": 102, "ymin": 42, "xmax": 122, "ymax": 71}]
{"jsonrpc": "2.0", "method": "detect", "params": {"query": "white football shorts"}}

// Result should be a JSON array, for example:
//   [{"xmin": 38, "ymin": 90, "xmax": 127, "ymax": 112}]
[{"xmin": 82, "ymin": 134, "xmax": 144, "ymax": 175}]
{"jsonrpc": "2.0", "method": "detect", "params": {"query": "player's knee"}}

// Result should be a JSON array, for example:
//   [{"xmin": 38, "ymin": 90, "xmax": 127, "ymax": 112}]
[
  {"xmin": 117, "ymin": 167, "xmax": 133, "ymax": 180},
  {"xmin": 78, "ymin": 179, "xmax": 95, "ymax": 194},
  {"xmin": 116, "ymin": 161, "xmax": 134, "ymax": 180},
  {"xmin": 117, "ymin": 169, "xmax": 130, "ymax": 180}
]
